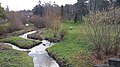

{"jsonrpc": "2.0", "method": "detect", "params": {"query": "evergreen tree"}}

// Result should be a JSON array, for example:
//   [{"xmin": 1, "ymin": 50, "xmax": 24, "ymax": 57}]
[
  {"xmin": 74, "ymin": 0, "xmax": 88, "ymax": 21},
  {"xmin": 117, "ymin": 0, "xmax": 120, "ymax": 6},
  {"xmin": 32, "ymin": 3, "xmax": 44, "ymax": 17},
  {"xmin": 0, "ymin": 3, "xmax": 6, "ymax": 18}
]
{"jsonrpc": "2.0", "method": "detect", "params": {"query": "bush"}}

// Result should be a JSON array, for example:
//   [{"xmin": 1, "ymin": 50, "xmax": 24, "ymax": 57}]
[
  {"xmin": 84, "ymin": 8, "xmax": 120, "ymax": 59},
  {"xmin": 0, "ymin": 5, "xmax": 6, "ymax": 19},
  {"xmin": 30, "ymin": 15, "xmax": 46, "ymax": 28},
  {"xmin": 6, "ymin": 11, "xmax": 24, "ymax": 32},
  {"xmin": 0, "ymin": 11, "xmax": 25, "ymax": 36},
  {"xmin": 0, "ymin": 22, "xmax": 11, "ymax": 35}
]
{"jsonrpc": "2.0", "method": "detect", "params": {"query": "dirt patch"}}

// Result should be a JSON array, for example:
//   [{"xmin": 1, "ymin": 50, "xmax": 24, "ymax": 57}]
[
  {"xmin": 0, "ymin": 43, "xmax": 12, "ymax": 50},
  {"xmin": 45, "ymin": 37, "xmax": 61, "ymax": 43},
  {"xmin": 90, "ymin": 52, "xmax": 119, "ymax": 65},
  {"xmin": 27, "ymin": 33, "xmax": 45, "ymax": 40}
]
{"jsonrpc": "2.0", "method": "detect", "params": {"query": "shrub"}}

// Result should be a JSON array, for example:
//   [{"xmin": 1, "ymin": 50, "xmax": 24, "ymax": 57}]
[
  {"xmin": 0, "ymin": 22, "xmax": 11, "ymax": 35},
  {"xmin": 84, "ymin": 8, "xmax": 120, "ymax": 59},
  {"xmin": 6, "ymin": 11, "xmax": 24, "ymax": 32},
  {"xmin": 0, "ymin": 5, "xmax": 6, "ymax": 19},
  {"xmin": 0, "ymin": 11, "xmax": 25, "ymax": 36},
  {"xmin": 30, "ymin": 15, "xmax": 46, "ymax": 28}
]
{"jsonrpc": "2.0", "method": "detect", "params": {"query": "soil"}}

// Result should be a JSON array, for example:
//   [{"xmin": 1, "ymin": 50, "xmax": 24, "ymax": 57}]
[
  {"xmin": 90, "ymin": 52, "xmax": 119, "ymax": 65},
  {"xmin": 0, "ymin": 43, "xmax": 12, "ymax": 50}
]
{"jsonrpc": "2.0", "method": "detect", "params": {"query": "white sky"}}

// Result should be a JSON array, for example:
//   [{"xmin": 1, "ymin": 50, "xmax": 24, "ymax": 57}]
[{"xmin": 0, "ymin": 0, "xmax": 77, "ymax": 11}]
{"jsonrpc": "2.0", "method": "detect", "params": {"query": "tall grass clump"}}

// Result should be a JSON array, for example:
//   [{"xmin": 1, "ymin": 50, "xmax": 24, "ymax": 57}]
[{"xmin": 84, "ymin": 8, "xmax": 120, "ymax": 59}]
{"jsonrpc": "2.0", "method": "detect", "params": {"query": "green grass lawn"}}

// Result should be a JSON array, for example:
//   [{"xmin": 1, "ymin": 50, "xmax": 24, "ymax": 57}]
[
  {"xmin": 0, "ymin": 49, "xmax": 33, "ymax": 67},
  {"xmin": 47, "ymin": 22, "xmax": 93, "ymax": 67},
  {"xmin": 0, "ymin": 37, "xmax": 41, "ymax": 49}
]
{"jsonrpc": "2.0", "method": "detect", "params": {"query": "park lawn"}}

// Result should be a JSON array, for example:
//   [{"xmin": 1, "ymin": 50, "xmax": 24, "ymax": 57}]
[
  {"xmin": 0, "ymin": 49, "xmax": 33, "ymax": 67},
  {"xmin": 0, "ymin": 37, "xmax": 41, "ymax": 49},
  {"xmin": 47, "ymin": 22, "xmax": 93, "ymax": 67}
]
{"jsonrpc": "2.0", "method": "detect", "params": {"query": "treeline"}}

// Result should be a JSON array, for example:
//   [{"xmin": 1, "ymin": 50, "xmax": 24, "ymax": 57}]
[
  {"xmin": 0, "ymin": 4, "xmax": 6, "ymax": 19},
  {"xmin": 32, "ymin": 0, "xmax": 120, "ymax": 22},
  {"xmin": 32, "ymin": 2, "xmax": 62, "ymax": 37}
]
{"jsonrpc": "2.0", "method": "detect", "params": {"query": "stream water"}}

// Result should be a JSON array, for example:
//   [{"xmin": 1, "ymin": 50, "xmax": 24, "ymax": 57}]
[{"xmin": 5, "ymin": 31, "xmax": 59, "ymax": 67}]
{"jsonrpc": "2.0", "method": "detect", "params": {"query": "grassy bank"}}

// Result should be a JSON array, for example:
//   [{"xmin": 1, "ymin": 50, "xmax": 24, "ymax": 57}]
[
  {"xmin": 0, "ymin": 47, "xmax": 33, "ymax": 67},
  {"xmin": 47, "ymin": 22, "xmax": 93, "ymax": 67},
  {"xmin": 8, "ymin": 25, "xmax": 36, "ymax": 36},
  {"xmin": 0, "ymin": 37, "xmax": 41, "ymax": 49}
]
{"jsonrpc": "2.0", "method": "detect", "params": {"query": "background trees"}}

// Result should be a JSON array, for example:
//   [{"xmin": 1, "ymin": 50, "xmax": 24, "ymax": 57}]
[
  {"xmin": 74, "ymin": 0, "xmax": 88, "ymax": 22},
  {"xmin": 89, "ymin": 0, "xmax": 109, "ymax": 11},
  {"xmin": 116, "ymin": 0, "xmax": 120, "ymax": 6},
  {"xmin": 32, "ymin": 0, "xmax": 89, "ymax": 22},
  {"xmin": 32, "ymin": 5, "xmax": 44, "ymax": 17},
  {"xmin": 43, "ymin": 3, "xmax": 61, "ymax": 37},
  {"xmin": 32, "ymin": 0, "xmax": 44, "ymax": 17},
  {"xmin": 0, "ymin": 3, "xmax": 6, "ymax": 19},
  {"xmin": 31, "ymin": 2, "xmax": 62, "ymax": 37}
]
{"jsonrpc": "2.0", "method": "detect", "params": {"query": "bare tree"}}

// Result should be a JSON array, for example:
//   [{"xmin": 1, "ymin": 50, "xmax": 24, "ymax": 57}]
[
  {"xmin": 42, "ymin": 3, "xmax": 61, "ymax": 37},
  {"xmin": 30, "ymin": 15, "xmax": 46, "ymax": 28}
]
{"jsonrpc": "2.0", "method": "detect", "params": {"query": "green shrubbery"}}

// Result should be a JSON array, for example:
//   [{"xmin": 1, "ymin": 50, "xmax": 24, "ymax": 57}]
[
  {"xmin": 0, "ymin": 11, "xmax": 25, "ymax": 36},
  {"xmin": 0, "ymin": 22, "xmax": 11, "ymax": 35},
  {"xmin": 0, "ymin": 5, "xmax": 6, "ymax": 19}
]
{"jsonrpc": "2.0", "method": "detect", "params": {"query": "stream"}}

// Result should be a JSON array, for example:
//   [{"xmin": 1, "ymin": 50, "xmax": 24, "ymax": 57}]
[{"xmin": 4, "ymin": 31, "xmax": 59, "ymax": 67}]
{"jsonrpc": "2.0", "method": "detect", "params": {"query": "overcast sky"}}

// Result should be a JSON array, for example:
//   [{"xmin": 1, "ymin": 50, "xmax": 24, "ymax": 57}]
[{"xmin": 0, "ymin": 0, "xmax": 77, "ymax": 11}]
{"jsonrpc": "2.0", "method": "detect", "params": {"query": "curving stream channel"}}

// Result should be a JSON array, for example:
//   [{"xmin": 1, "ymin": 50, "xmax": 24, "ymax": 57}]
[{"xmin": 4, "ymin": 31, "xmax": 59, "ymax": 67}]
